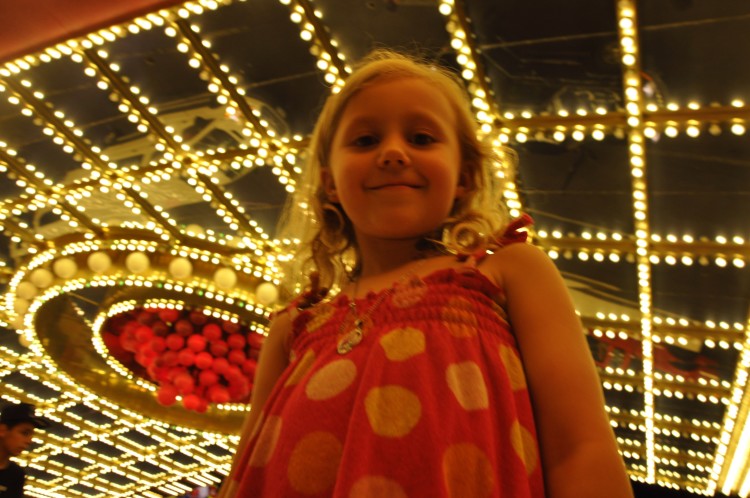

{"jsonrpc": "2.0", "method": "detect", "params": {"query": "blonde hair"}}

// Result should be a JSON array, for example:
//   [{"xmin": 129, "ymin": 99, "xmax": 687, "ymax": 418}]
[{"xmin": 277, "ymin": 49, "xmax": 511, "ymax": 293}]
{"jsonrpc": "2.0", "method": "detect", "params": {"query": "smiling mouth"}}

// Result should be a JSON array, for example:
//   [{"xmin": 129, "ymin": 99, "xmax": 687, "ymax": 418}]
[{"xmin": 368, "ymin": 184, "xmax": 422, "ymax": 190}]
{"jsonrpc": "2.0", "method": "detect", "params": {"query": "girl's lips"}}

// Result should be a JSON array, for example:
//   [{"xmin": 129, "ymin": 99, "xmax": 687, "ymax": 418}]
[{"xmin": 368, "ymin": 183, "xmax": 422, "ymax": 190}]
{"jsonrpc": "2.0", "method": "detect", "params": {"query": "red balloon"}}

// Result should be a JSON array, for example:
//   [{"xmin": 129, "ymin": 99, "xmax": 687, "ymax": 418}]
[
  {"xmin": 228, "ymin": 349, "xmax": 246, "ymax": 365},
  {"xmin": 202, "ymin": 323, "xmax": 222, "ymax": 342},
  {"xmin": 123, "ymin": 320, "xmax": 140, "ymax": 334},
  {"xmin": 137, "ymin": 349, "xmax": 156, "ymax": 367},
  {"xmin": 228, "ymin": 378, "xmax": 250, "ymax": 400},
  {"xmin": 174, "ymin": 372, "xmax": 195, "ymax": 393},
  {"xmin": 189, "ymin": 310, "xmax": 208, "ymax": 325},
  {"xmin": 182, "ymin": 394, "xmax": 201, "ymax": 411},
  {"xmin": 195, "ymin": 397, "xmax": 209, "ymax": 413},
  {"xmin": 175, "ymin": 319, "xmax": 194, "ymax": 337},
  {"xmin": 178, "ymin": 348, "xmax": 196, "ymax": 366},
  {"xmin": 247, "ymin": 332, "xmax": 264, "ymax": 349},
  {"xmin": 227, "ymin": 333, "xmax": 246, "ymax": 350},
  {"xmin": 157, "ymin": 384, "xmax": 178, "ymax": 406},
  {"xmin": 113, "ymin": 299, "xmax": 276, "ymax": 409},
  {"xmin": 159, "ymin": 308, "xmax": 180, "ymax": 323},
  {"xmin": 199, "ymin": 369, "xmax": 219, "ymax": 387},
  {"xmin": 151, "ymin": 320, "xmax": 169, "ymax": 336},
  {"xmin": 161, "ymin": 350, "xmax": 179, "ymax": 367},
  {"xmin": 241, "ymin": 359, "xmax": 257, "ymax": 377},
  {"xmin": 194, "ymin": 351, "xmax": 213, "ymax": 370},
  {"xmin": 154, "ymin": 367, "xmax": 170, "ymax": 383},
  {"xmin": 225, "ymin": 365, "xmax": 243, "ymax": 383},
  {"xmin": 208, "ymin": 385, "xmax": 230, "ymax": 404},
  {"xmin": 210, "ymin": 340, "xmax": 228, "ymax": 357},
  {"xmin": 222, "ymin": 320, "xmax": 241, "ymax": 334},
  {"xmin": 135, "ymin": 325, "xmax": 154, "ymax": 343},
  {"xmin": 119, "ymin": 331, "xmax": 138, "ymax": 353},
  {"xmin": 134, "ymin": 351, "xmax": 147, "ymax": 367},
  {"xmin": 187, "ymin": 334, "xmax": 207, "ymax": 353},
  {"xmin": 149, "ymin": 336, "xmax": 167, "ymax": 354},
  {"xmin": 146, "ymin": 363, "xmax": 158, "ymax": 380},
  {"xmin": 168, "ymin": 367, "xmax": 186, "ymax": 382},
  {"xmin": 212, "ymin": 357, "xmax": 230, "ymax": 375},
  {"xmin": 103, "ymin": 331, "xmax": 127, "ymax": 356},
  {"xmin": 166, "ymin": 334, "xmax": 185, "ymax": 351},
  {"xmin": 137, "ymin": 310, "xmax": 156, "ymax": 325}
]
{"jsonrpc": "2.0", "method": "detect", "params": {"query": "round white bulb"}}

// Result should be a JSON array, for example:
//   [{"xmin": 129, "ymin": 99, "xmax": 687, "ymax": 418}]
[{"xmin": 125, "ymin": 252, "xmax": 150, "ymax": 273}]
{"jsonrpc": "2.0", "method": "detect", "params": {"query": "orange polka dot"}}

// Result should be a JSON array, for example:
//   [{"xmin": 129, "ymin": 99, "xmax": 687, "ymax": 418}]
[
  {"xmin": 287, "ymin": 431, "xmax": 343, "ymax": 494},
  {"xmin": 442, "ymin": 443, "xmax": 495, "ymax": 497},
  {"xmin": 380, "ymin": 327, "xmax": 426, "ymax": 361},
  {"xmin": 248, "ymin": 416, "xmax": 282, "ymax": 467},
  {"xmin": 305, "ymin": 359, "xmax": 357, "ymax": 400},
  {"xmin": 498, "ymin": 344, "xmax": 527, "ymax": 391},
  {"xmin": 442, "ymin": 296, "xmax": 478, "ymax": 338},
  {"xmin": 349, "ymin": 475, "xmax": 408, "ymax": 498},
  {"xmin": 392, "ymin": 279, "xmax": 427, "ymax": 308},
  {"xmin": 446, "ymin": 361, "xmax": 489, "ymax": 410},
  {"xmin": 306, "ymin": 303, "xmax": 336, "ymax": 332},
  {"xmin": 364, "ymin": 386, "xmax": 421, "ymax": 438},
  {"xmin": 285, "ymin": 349, "xmax": 316, "ymax": 387},
  {"xmin": 248, "ymin": 411, "xmax": 266, "ymax": 442},
  {"xmin": 510, "ymin": 420, "xmax": 538, "ymax": 475}
]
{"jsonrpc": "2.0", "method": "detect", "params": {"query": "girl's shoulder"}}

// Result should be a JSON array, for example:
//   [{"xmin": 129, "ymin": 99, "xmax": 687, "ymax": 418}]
[
  {"xmin": 478, "ymin": 241, "xmax": 551, "ymax": 290},
  {"xmin": 467, "ymin": 213, "xmax": 541, "ymax": 288},
  {"xmin": 477, "ymin": 242, "xmax": 550, "ymax": 276}
]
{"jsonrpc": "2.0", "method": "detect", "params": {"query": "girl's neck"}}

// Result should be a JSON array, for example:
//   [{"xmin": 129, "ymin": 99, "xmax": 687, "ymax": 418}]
[{"xmin": 356, "ymin": 236, "xmax": 436, "ymax": 280}]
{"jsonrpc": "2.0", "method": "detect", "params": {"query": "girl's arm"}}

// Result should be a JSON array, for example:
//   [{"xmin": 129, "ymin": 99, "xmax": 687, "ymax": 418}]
[
  {"xmin": 493, "ymin": 243, "xmax": 634, "ymax": 498},
  {"xmin": 217, "ymin": 311, "xmax": 292, "ymax": 498}
]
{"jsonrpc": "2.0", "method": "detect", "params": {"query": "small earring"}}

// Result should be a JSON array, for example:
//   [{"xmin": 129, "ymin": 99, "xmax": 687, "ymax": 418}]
[
  {"xmin": 320, "ymin": 202, "xmax": 349, "ymax": 252},
  {"xmin": 321, "ymin": 202, "xmax": 346, "ymax": 238}
]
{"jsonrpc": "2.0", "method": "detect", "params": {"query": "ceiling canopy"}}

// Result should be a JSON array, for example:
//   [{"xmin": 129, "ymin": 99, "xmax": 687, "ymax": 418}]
[{"xmin": 1, "ymin": 0, "xmax": 750, "ymax": 497}]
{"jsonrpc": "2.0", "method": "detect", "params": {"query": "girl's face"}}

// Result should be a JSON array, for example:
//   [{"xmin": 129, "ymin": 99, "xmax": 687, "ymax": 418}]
[{"xmin": 324, "ymin": 77, "xmax": 466, "ymax": 245}]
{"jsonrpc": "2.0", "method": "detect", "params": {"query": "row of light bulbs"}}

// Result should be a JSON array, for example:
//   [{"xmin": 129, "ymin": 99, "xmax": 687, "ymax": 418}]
[
  {"xmin": 500, "ymin": 98, "xmax": 747, "ymax": 119},
  {"xmin": 545, "ymin": 248, "xmax": 748, "ymax": 269},
  {"xmin": 2, "ymin": 0, "xmax": 748, "ymax": 495},
  {"xmin": 504, "ymin": 119, "xmax": 747, "ymax": 143},
  {"xmin": 616, "ymin": 1, "xmax": 659, "ymax": 486}
]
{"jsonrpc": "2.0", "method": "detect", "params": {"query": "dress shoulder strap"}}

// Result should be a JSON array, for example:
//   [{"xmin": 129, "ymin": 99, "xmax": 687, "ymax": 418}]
[
  {"xmin": 492, "ymin": 213, "xmax": 533, "ymax": 247},
  {"xmin": 270, "ymin": 271, "xmax": 329, "ymax": 320},
  {"xmin": 457, "ymin": 213, "xmax": 533, "ymax": 266}
]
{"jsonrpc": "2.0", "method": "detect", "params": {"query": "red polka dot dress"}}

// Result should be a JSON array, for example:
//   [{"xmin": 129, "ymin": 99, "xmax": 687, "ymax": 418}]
[{"xmin": 232, "ymin": 218, "xmax": 545, "ymax": 497}]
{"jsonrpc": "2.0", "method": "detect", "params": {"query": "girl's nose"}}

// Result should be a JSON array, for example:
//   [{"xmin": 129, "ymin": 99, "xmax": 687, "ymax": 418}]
[{"xmin": 377, "ymin": 140, "xmax": 410, "ymax": 169}]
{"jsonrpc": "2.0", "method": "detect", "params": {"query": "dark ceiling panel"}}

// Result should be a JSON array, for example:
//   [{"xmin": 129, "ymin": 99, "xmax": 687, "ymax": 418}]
[{"xmin": 0, "ymin": 1, "xmax": 748, "ymax": 497}]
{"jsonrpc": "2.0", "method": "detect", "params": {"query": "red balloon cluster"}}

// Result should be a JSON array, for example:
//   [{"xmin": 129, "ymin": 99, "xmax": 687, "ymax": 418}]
[{"xmin": 101, "ymin": 307, "xmax": 264, "ymax": 412}]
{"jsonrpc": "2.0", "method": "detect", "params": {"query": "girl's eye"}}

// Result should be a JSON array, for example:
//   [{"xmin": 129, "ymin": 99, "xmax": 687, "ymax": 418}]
[
  {"xmin": 352, "ymin": 135, "xmax": 378, "ymax": 147},
  {"xmin": 412, "ymin": 133, "xmax": 436, "ymax": 145}
]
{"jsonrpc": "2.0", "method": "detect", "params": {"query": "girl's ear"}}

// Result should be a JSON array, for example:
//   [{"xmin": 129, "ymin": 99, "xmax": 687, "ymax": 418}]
[
  {"xmin": 321, "ymin": 169, "xmax": 339, "ymax": 202},
  {"xmin": 454, "ymin": 166, "xmax": 472, "ymax": 200}
]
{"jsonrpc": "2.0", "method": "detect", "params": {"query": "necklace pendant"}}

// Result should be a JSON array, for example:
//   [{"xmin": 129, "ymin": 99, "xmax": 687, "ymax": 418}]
[{"xmin": 337, "ymin": 320, "xmax": 364, "ymax": 355}]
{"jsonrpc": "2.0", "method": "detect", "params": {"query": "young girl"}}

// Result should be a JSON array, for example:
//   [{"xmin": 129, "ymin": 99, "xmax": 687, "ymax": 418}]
[{"xmin": 219, "ymin": 50, "xmax": 633, "ymax": 498}]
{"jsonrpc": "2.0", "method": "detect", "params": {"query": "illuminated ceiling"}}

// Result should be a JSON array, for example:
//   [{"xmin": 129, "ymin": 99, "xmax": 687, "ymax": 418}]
[{"xmin": 1, "ymin": 0, "xmax": 750, "ymax": 496}]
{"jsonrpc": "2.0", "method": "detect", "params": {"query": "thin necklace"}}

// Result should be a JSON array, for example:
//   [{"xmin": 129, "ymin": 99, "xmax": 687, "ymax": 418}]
[
  {"xmin": 336, "ymin": 283, "xmax": 392, "ymax": 354},
  {"xmin": 336, "ymin": 259, "xmax": 427, "ymax": 355}
]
